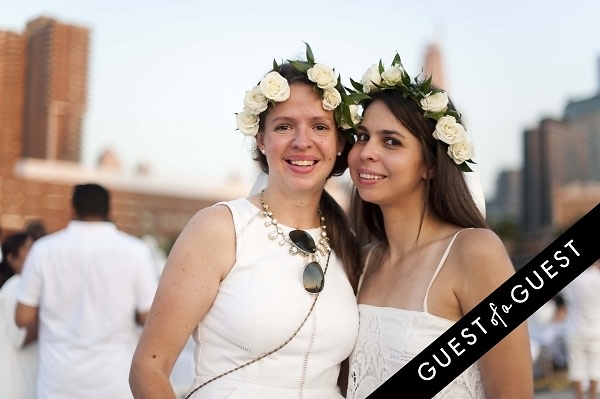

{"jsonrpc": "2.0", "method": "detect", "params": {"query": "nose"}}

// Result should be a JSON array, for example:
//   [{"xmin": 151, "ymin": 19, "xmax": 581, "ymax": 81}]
[
  {"xmin": 291, "ymin": 125, "xmax": 312, "ymax": 148},
  {"xmin": 357, "ymin": 140, "xmax": 377, "ymax": 162}
]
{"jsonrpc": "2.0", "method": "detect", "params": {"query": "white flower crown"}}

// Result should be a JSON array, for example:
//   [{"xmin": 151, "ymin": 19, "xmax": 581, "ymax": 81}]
[
  {"xmin": 235, "ymin": 43, "xmax": 361, "ymax": 143},
  {"xmin": 349, "ymin": 53, "xmax": 475, "ymax": 172}
]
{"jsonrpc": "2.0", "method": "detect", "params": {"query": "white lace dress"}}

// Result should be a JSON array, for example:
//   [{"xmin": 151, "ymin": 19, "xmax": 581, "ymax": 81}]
[{"xmin": 347, "ymin": 231, "xmax": 486, "ymax": 399}]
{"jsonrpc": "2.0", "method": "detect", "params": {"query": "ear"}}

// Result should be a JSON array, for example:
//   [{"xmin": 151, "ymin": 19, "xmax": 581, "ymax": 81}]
[
  {"xmin": 422, "ymin": 164, "xmax": 435, "ymax": 180},
  {"xmin": 336, "ymin": 135, "xmax": 345, "ymax": 156},
  {"xmin": 256, "ymin": 132, "xmax": 266, "ymax": 153}
]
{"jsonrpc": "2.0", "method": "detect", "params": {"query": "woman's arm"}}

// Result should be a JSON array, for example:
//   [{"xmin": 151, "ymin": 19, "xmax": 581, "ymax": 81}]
[
  {"xmin": 129, "ymin": 205, "xmax": 236, "ymax": 398},
  {"xmin": 455, "ymin": 229, "xmax": 534, "ymax": 399}
]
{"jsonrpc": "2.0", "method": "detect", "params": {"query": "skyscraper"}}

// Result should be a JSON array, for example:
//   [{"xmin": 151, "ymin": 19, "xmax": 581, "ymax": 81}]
[
  {"xmin": 22, "ymin": 16, "xmax": 89, "ymax": 162},
  {"xmin": 0, "ymin": 30, "xmax": 25, "ymax": 174},
  {"xmin": 422, "ymin": 42, "xmax": 446, "ymax": 90},
  {"xmin": 521, "ymin": 118, "xmax": 588, "ymax": 236}
]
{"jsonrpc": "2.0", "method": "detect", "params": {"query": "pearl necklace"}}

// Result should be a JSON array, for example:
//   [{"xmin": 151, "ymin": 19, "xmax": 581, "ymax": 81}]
[{"xmin": 258, "ymin": 190, "xmax": 331, "ymax": 257}]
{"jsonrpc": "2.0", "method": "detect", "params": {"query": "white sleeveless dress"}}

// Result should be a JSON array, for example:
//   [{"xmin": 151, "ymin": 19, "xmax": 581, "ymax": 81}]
[
  {"xmin": 347, "ymin": 230, "xmax": 486, "ymax": 399},
  {"xmin": 187, "ymin": 198, "xmax": 359, "ymax": 399}
]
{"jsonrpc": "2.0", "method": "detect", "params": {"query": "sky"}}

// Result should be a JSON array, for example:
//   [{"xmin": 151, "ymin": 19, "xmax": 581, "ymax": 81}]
[{"xmin": 2, "ymin": 0, "xmax": 599, "ymax": 198}]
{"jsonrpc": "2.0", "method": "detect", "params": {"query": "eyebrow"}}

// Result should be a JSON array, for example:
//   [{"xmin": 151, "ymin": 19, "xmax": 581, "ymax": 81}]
[
  {"xmin": 358, "ymin": 125, "xmax": 405, "ymax": 139},
  {"xmin": 269, "ymin": 115, "xmax": 334, "ymax": 124}
]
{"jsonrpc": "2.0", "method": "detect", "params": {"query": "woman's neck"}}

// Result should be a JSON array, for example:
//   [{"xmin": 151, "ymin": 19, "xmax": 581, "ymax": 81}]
[
  {"xmin": 381, "ymin": 204, "xmax": 450, "ymax": 257},
  {"xmin": 255, "ymin": 188, "xmax": 323, "ymax": 229}
]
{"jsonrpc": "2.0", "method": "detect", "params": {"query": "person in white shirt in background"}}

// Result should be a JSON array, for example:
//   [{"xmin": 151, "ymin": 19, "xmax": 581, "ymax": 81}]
[
  {"xmin": 15, "ymin": 183, "xmax": 158, "ymax": 399},
  {"xmin": 562, "ymin": 260, "xmax": 600, "ymax": 399},
  {"xmin": 0, "ymin": 231, "xmax": 37, "ymax": 399}
]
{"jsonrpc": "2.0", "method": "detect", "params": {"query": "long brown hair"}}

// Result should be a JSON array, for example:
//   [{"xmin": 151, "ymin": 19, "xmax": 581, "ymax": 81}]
[{"xmin": 350, "ymin": 88, "xmax": 488, "ymax": 249}]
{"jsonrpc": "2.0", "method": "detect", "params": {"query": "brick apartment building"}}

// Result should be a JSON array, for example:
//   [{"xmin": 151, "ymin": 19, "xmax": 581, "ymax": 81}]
[{"xmin": 0, "ymin": 16, "xmax": 252, "ymax": 250}]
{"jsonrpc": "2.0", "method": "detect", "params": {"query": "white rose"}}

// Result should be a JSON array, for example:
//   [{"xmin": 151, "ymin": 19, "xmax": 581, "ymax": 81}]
[
  {"xmin": 236, "ymin": 109, "xmax": 260, "ymax": 136},
  {"xmin": 340, "ymin": 104, "xmax": 361, "ymax": 130},
  {"xmin": 381, "ymin": 65, "xmax": 403, "ymax": 86},
  {"xmin": 307, "ymin": 63, "xmax": 337, "ymax": 90},
  {"xmin": 322, "ymin": 88, "xmax": 342, "ymax": 111},
  {"xmin": 433, "ymin": 116, "xmax": 466, "ymax": 144},
  {"xmin": 420, "ymin": 91, "xmax": 449, "ymax": 113},
  {"xmin": 360, "ymin": 64, "xmax": 381, "ymax": 94},
  {"xmin": 243, "ymin": 85, "xmax": 268, "ymax": 113},
  {"xmin": 447, "ymin": 140, "xmax": 474, "ymax": 164},
  {"xmin": 259, "ymin": 71, "xmax": 290, "ymax": 102}
]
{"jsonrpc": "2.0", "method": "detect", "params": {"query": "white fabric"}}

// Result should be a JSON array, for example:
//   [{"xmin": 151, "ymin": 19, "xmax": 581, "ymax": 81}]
[
  {"xmin": 17, "ymin": 221, "xmax": 159, "ymax": 399},
  {"xmin": 562, "ymin": 264, "xmax": 600, "ymax": 381},
  {"xmin": 249, "ymin": 171, "xmax": 268, "ymax": 196},
  {"xmin": 463, "ymin": 171, "xmax": 486, "ymax": 218},
  {"xmin": 0, "ymin": 274, "xmax": 39, "ymax": 399},
  {"xmin": 187, "ymin": 198, "xmax": 359, "ymax": 398},
  {"xmin": 563, "ymin": 264, "xmax": 600, "ymax": 338},
  {"xmin": 347, "ymin": 230, "xmax": 486, "ymax": 399}
]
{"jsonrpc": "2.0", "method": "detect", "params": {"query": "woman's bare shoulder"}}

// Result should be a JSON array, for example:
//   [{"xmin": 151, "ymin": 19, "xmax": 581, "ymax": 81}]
[
  {"xmin": 182, "ymin": 203, "xmax": 234, "ymax": 238},
  {"xmin": 448, "ymin": 228, "xmax": 516, "ymax": 312},
  {"xmin": 451, "ymin": 228, "xmax": 515, "ymax": 279}
]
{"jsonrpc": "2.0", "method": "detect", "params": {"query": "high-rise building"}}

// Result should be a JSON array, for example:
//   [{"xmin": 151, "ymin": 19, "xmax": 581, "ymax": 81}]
[
  {"xmin": 521, "ymin": 118, "xmax": 588, "ymax": 236},
  {"xmin": 422, "ymin": 42, "xmax": 446, "ymax": 90},
  {"xmin": 564, "ymin": 94, "xmax": 600, "ymax": 181},
  {"xmin": 0, "ymin": 30, "xmax": 25, "ymax": 174},
  {"xmin": 22, "ymin": 16, "xmax": 89, "ymax": 162},
  {"xmin": 486, "ymin": 169, "xmax": 522, "ymax": 222}
]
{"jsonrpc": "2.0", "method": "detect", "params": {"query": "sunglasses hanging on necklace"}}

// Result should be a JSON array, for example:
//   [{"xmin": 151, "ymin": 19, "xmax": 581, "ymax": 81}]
[{"xmin": 258, "ymin": 190, "xmax": 331, "ymax": 294}]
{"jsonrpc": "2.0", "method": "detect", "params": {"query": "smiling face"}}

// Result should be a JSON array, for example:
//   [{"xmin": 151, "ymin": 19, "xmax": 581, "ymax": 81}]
[
  {"xmin": 256, "ymin": 83, "xmax": 343, "ymax": 194},
  {"xmin": 348, "ymin": 100, "xmax": 429, "ymax": 208}
]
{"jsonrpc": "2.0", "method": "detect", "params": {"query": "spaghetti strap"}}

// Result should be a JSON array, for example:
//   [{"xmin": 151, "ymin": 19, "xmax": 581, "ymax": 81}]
[
  {"xmin": 423, "ymin": 229, "xmax": 472, "ymax": 313},
  {"xmin": 357, "ymin": 241, "xmax": 383, "ymax": 293}
]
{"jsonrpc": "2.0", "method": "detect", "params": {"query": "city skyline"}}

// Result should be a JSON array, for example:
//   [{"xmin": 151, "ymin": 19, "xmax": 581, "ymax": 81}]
[{"xmin": 2, "ymin": 0, "xmax": 600, "ymax": 198}]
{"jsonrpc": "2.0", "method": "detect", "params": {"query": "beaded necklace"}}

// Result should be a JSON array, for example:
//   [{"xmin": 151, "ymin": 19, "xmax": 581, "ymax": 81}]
[{"xmin": 258, "ymin": 190, "xmax": 331, "ymax": 257}]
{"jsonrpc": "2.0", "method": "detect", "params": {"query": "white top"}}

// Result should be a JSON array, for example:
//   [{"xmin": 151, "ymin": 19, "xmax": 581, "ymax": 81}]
[
  {"xmin": 18, "ymin": 221, "xmax": 158, "ymax": 399},
  {"xmin": 347, "ymin": 230, "xmax": 486, "ymax": 399},
  {"xmin": 0, "ymin": 274, "xmax": 39, "ymax": 399},
  {"xmin": 562, "ymin": 264, "xmax": 600, "ymax": 338},
  {"xmin": 187, "ymin": 198, "xmax": 359, "ymax": 399}
]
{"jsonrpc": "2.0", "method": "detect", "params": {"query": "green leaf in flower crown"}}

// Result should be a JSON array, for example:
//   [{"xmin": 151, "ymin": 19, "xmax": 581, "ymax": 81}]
[
  {"xmin": 335, "ymin": 75, "xmax": 344, "ymax": 92},
  {"xmin": 348, "ymin": 92, "xmax": 371, "ymax": 103},
  {"xmin": 392, "ymin": 53, "xmax": 401, "ymax": 66},
  {"xmin": 378, "ymin": 60, "xmax": 384, "ymax": 75},
  {"xmin": 289, "ymin": 60, "xmax": 311, "ymax": 74},
  {"xmin": 421, "ymin": 76, "xmax": 432, "ymax": 94},
  {"xmin": 304, "ymin": 42, "xmax": 315, "ymax": 66},
  {"xmin": 424, "ymin": 110, "xmax": 445, "ymax": 120},
  {"xmin": 273, "ymin": 59, "xmax": 279, "ymax": 71},
  {"xmin": 447, "ymin": 109, "xmax": 461, "ymax": 119},
  {"xmin": 401, "ymin": 71, "xmax": 411, "ymax": 86},
  {"xmin": 350, "ymin": 78, "xmax": 364, "ymax": 92},
  {"xmin": 460, "ymin": 162, "xmax": 474, "ymax": 173},
  {"xmin": 341, "ymin": 104, "xmax": 354, "ymax": 125}
]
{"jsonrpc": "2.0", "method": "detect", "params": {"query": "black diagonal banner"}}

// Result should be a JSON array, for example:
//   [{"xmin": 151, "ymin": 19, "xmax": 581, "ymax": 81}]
[{"xmin": 367, "ymin": 202, "xmax": 600, "ymax": 398}]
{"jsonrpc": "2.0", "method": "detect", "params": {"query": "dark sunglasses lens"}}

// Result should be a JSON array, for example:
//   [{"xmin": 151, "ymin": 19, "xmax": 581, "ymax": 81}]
[
  {"xmin": 289, "ymin": 230, "xmax": 316, "ymax": 254},
  {"xmin": 303, "ymin": 261, "xmax": 324, "ymax": 294}
]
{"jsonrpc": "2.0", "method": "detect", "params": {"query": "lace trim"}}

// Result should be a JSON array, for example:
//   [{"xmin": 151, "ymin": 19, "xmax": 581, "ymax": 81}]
[
  {"xmin": 298, "ymin": 309, "xmax": 317, "ymax": 399},
  {"xmin": 348, "ymin": 309, "xmax": 486, "ymax": 399}
]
